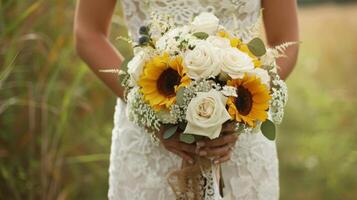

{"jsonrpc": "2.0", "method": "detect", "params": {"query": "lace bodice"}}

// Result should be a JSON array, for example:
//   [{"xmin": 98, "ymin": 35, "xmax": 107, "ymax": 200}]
[{"xmin": 120, "ymin": 0, "xmax": 261, "ymax": 40}]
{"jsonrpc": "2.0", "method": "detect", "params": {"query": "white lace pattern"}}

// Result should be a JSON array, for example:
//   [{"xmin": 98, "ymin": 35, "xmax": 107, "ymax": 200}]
[
  {"xmin": 120, "ymin": 0, "xmax": 261, "ymax": 40},
  {"xmin": 109, "ymin": 1, "xmax": 280, "ymax": 199}
]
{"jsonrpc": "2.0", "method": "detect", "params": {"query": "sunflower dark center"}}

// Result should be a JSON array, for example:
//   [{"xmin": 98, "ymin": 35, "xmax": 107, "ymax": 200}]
[
  {"xmin": 235, "ymin": 86, "xmax": 253, "ymax": 116},
  {"xmin": 157, "ymin": 68, "xmax": 181, "ymax": 97}
]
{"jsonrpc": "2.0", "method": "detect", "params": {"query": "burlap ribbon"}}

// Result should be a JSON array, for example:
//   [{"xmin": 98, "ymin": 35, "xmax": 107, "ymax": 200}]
[{"xmin": 167, "ymin": 156, "xmax": 224, "ymax": 200}]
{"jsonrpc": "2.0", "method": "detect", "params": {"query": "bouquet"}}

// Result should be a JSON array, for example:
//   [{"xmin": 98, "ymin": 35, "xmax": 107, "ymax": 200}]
[{"xmin": 107, "ymin": 12, "xmax": 293, "ymax": 199}]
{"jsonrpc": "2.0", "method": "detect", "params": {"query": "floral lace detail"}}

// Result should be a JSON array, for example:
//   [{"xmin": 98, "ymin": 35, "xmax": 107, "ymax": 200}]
[
  {"xmin": 108, "ymin": 99, "xmax": 181, "ymax": 200},
  {"xmin": 120, "ymin": 0, "xmax": 261, "ymax": 41},
  {"xmin": 221, "ymin": 132, "xmax": 280, "ymax": 200}
]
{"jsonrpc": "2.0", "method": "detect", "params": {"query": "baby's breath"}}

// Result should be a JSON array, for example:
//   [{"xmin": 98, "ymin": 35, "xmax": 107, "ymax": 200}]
[
  {"xmin": 235, "ymin": 123, "xmax": 254, "ymax": 135},
  {"xmin": 126, "ymin": 87, "xmax": 161, "ymax": 131},
  {"xmin": 269, "ymin": 71, "xmax": 288, "ymax": 124}
]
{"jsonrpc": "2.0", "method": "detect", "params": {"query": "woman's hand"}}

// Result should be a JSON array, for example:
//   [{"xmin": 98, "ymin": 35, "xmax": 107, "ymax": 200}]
[
  {"xmin": 196, "ymin": 122, "xmax": 238, "ymax": 164},
  {"xmin": 157, "ymin": 127, "xmax": 197, "ymax": 164}
]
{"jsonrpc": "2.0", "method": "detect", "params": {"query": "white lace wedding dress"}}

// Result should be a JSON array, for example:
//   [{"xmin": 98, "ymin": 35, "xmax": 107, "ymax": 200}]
[{"xmin": 108, "ymin": 0, "xmax": 279, "ymax": 199}]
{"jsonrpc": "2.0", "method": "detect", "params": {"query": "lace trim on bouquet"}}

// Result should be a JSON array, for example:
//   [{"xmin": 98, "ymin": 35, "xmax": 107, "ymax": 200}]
[{"xmin": 167, "ymin": 157, "xmax": 222, "ymax": 200}]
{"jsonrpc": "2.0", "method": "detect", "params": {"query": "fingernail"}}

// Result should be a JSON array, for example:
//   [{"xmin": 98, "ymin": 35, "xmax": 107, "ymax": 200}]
[
  {"xmin": 214, "ymin": 160, "xmax": 220, "ymax": 164},
  {"xmin": 199, "ymin": 151, "xmax": 207, "ymax": 156},
  {"xmin": 189, "ymin": 160, "xmax": 194, "ymax": 164}
]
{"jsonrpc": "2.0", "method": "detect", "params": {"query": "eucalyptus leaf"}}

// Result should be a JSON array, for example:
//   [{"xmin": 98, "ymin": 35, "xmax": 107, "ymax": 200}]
[
  {"xmin": 176, "ymin": 87, "xmax": 186, "ymax": 105},
  {"xmin": 193, "ymin": 32, "xmax": 209, "ymax": 40},
  {"xmin": 179, "ymin": 134, "xmax": 195, "ymax": 144},
  {"xmin": 163, "ymin": 125, "xmax": 178, "ymax": 140},
  {"xmin": 261, "ymin": 120, "xmax": 276, "ymax": 141},
  {"xmin": 247, "ymin": 38, "xmax": 266, "ymax": 57}
]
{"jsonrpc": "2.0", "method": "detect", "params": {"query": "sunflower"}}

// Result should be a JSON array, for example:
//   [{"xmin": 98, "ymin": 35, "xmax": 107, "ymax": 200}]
[
  {"xmin": 227, "ymin": 75, "xmax": 271, "ymax": 127},
  {"xmin": 138, "ymin": 53, "xmax": 190, "ymax": 110}
]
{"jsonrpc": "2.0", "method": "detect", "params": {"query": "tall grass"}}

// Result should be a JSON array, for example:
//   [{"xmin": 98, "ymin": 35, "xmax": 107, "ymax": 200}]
[
  {"xmin": 1, "ymin": 1, "xmax": 129, "ymax": 199},
  {"xmin": 0, "ymin": 1, "xmax": 356, "ymax": 199}
]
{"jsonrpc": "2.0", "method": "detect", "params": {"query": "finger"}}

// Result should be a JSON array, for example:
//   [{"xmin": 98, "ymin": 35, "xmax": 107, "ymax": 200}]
[
  {"xmin": 195, "ymin": 143, "xmax": 203, "ymax": 154},
  {"xmin": 199, "ymin": 143, "xmax": 233, "ymax": 157},
  {"xmin": 168, "ymin": 148, "xmax": 194, "ymax": 164},
  {"xmin": 221, "ymin": 122, "xmax": 236, "ymax": 134},
  {"xmin": 213, "ymin": 151, "xmax": 232, "ymax": 164},
  {"xmin": 202, "ymin": 134, "xmax": 238, "ymax": 147},
  {"xmin": 178, "ymin": 142, "xmax": 197, "ymax": 154}
]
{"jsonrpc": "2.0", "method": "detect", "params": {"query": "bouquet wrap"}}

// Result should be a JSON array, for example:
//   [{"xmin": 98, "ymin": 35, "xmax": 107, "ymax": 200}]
[{"xmin": 168, "ymin": 157, "xmax": 222, "ymax": 200}]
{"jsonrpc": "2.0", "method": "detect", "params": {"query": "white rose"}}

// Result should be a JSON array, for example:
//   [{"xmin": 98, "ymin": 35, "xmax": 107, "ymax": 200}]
[
  {"xmin": 220, "ymin": 48, "xmax": 254, "ymax": 79},
  {"xmin": 127, "ymin": 51, "xmax": 148, "ymax": 85},
  {"xmin": 207, "ymin": 36, "xmax": 231, "ymax": 49},
  {"xmin": 191, "ymin": 12, "xmax": 219, "ymax": 35},
  {"xmin": 184, "ymin": 41, "xmax": 221, "ymax": 79},
  {"xmin": 184, "ymin": 89, "xmax": 231, "ymax": 140},
  {"xmin": 249, "ymin": 68, "xmax": 271, "ymax": 87}
]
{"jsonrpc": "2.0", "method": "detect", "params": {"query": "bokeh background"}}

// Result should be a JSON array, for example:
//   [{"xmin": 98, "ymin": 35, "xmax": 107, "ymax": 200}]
[{"xmin": 1, "ymin": 0, "xmax": 356, "ymax": 199}]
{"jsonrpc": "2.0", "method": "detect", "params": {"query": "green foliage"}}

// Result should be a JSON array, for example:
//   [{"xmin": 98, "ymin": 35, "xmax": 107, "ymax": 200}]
[
  {"xmin": 0, "ymin": 1, "xmax": 357, "ymax": 200},
  {"xmin": 192, "ymin": 32, "xmax": 209, "ymax": 40},
  {"xmin": 179, "ymin": 134, "xmax": 196, "ymax": 144},
  {"xmin": 261, "ymin": 120, "xmax": 276, "ymax": 140},
  {"xmin": 175, "ymin": 87, "xmax": 186, "ymax": 106},
  {"xmin": 163, "ymin": 125, "xmax": 178, "ymax": 139},
  {"xmin": 247, "ymin": 37, "xmax": 266, "ymax": 57}
]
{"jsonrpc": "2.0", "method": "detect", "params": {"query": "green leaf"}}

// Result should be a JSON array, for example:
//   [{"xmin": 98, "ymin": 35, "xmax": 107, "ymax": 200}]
[
  {"xmin": 261, "ymin": 120, "xmax": 276, "ymax": 140},
  {"xmin": 247, "ymin": 38, "xmax": 266, "ymax": 57},
  {"xmin": 179, "ymin": 134, "xmax": 196, "ymax": 144},
  {"xmin": 163, "ymin": 125, "xmax": 178, "ymax": 139},
  {"xmin": 193, "ymin": 32, "xmax": 209, "ymax": 40},
  {"xmin": 176, "ymin": 87, "xmax": 186, "ymax": 105}
]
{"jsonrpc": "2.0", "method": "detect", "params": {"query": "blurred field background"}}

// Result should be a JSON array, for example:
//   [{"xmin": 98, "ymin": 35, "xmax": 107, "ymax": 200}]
[{"xmin": 1, "ymin": 0, "xmax": 357, "ymax": 199}]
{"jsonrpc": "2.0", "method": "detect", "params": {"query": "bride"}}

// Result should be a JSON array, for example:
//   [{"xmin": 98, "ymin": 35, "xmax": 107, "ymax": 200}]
[{"xmin": 74, "ymin": 0, "xmax": 299, "ymax": 199}]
